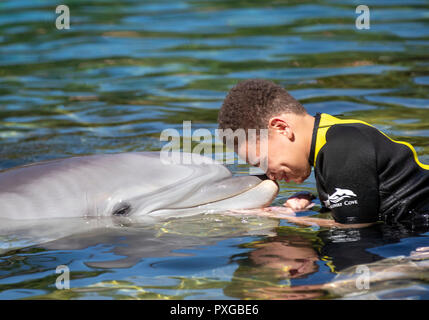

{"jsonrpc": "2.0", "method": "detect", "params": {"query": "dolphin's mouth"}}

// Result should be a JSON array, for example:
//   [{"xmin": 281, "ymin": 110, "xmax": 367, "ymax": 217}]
[
  {"xmin": 196, "ymin": 178, "xmax": 279, "ymax": 211},
  {"xmin": 150, "ymin": 174, "xmax": 279, "ymax": 215}
]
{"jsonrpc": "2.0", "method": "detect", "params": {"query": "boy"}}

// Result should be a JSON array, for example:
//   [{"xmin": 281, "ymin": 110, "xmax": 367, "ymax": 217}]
[{"xmin": 218, "ymin": 79, "xmax": 429, "ymax": 229}]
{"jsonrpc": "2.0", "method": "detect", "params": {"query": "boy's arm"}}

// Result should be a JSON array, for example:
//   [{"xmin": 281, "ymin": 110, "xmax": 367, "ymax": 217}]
[
  {"xmin": 228, "ymin": 206, "xmax": 376, "ymax": 229},
  {"xmin": 268, "ymin": 210, "xmax": 376, "ymax": 229}
]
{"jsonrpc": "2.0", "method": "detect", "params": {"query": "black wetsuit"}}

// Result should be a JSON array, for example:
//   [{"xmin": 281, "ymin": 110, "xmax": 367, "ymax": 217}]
[{"xmin": 309, "ymin": 113, "xmax": 429, "ymax": 228}]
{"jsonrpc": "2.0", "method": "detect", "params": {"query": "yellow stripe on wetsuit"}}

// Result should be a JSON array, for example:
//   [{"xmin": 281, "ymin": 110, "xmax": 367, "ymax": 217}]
[{"xmin": 314, "ymin": 113, "xmax": 429, "ymax": 170}]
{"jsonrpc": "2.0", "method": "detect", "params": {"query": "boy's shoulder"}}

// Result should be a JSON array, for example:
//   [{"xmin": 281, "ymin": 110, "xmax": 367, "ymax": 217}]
[
  {"xmin": 314, "ymin": 113, "xmax": 381, "ymax": 163},
  {"xmin": 320, "ymin": 113, "xmax": 379, "ymax": 137},
  {"xmin": 326, "ymin": 120, "xmax": 380, "ymax": 144},
  {"xmin": 319, "ymin": 122, "xmax": 378, "ymax": 166}
]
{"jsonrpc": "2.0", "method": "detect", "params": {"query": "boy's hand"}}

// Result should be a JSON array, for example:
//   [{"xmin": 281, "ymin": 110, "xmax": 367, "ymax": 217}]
[{"xmin": 284, "ymin": 192, "xmax": 315, "ymax": 211}]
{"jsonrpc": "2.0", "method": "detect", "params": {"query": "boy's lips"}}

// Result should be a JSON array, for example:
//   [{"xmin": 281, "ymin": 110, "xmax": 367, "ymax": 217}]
[
  {"xmin": 268, "ymin": 172, "xmax": 291, "ymax": 182},
  {"xmin": 277, "ymin": 173, "xmax": 289, "ymax": 182}
]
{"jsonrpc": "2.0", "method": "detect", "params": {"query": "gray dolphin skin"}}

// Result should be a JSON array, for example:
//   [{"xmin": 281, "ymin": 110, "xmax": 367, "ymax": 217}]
[{"xmin": 0, "ymin": 152, "xmax": 279, "ymax": 220}]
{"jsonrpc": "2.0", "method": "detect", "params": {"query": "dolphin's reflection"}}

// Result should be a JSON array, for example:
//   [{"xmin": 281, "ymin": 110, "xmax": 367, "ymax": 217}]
[{"xmin": 37, "ymin": 214, "xmax": 280, "ymax": 269}]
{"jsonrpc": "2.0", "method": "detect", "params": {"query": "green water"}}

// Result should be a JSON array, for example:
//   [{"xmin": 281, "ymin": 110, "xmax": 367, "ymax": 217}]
[{"xmin": 0, "ymin": 0, "xmax": 428, "ymax": 299}]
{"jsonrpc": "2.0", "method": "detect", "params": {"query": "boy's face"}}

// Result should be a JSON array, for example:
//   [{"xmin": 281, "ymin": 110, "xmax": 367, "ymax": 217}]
[{"xmin": 237, "ymin": 124, "xmax": 311, "ymax": 184}]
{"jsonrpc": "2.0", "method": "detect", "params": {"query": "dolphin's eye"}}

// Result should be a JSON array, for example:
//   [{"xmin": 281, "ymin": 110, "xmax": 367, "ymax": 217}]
[{"xmin": 112, "ymin": 203, "xmax": 131, "ymax": 216}]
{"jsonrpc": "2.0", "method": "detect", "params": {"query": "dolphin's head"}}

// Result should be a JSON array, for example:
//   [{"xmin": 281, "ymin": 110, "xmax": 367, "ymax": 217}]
[
  {"xmin": 101, "ymin": 152, "xmax": 279, "ymax": 219},
  {"xmin": 0, "ymin": 151, "xmax": 278, "ymax": 220}
]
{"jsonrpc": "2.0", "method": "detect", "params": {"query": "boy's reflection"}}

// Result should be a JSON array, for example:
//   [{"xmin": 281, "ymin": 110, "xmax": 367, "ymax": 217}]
[
  {"xmin": 225, "ymin": 223, "xmax": 425, "ymax": 299},
  {"xmin": 246, "ymin": 234, "xmax": 319, "ymax": 279}
]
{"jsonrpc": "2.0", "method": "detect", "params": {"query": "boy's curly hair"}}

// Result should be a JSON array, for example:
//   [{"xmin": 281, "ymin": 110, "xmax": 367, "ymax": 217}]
[{"xmin": 218, "ymin": 79, "xmax": 307, "ymax": 133}]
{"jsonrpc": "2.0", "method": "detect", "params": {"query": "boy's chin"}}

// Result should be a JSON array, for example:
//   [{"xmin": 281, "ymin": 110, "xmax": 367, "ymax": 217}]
[
  {"xmin": 291, "ymin": 177, "xmax": 305, "ymax": 184},
  {"xmin": 292, "ymin": 172, "xmax": 311, "ymax": 184}
]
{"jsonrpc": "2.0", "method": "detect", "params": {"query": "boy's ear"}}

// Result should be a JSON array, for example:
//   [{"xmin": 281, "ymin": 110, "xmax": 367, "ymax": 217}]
[{"xmin": 268, "ymin": 117, "xmax": 294, "ymax": 141}]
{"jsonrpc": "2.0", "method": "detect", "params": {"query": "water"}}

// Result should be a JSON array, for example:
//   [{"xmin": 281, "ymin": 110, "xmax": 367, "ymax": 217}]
[{"xmin": 0, "ymin": 0, "xmax": 428, "ymax": 299}]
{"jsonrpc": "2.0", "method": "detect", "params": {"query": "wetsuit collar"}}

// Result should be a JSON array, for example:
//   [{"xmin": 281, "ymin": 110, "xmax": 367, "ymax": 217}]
[{"xmin": 308, "ymin": 112, "xmax": 321, "ymax": 167}]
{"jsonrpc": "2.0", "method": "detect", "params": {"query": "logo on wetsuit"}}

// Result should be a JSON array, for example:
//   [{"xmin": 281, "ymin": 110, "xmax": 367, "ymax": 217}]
[{"xmin": 323, "ymin": 188, "xmax": 359, "ymax": 209}]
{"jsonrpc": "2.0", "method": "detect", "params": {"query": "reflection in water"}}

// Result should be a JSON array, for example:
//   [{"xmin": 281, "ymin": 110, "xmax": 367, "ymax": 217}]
[
  {"xmin": 224, "ymin": 223, "xmax": 429, "ymax": 299},
  {"xmin": 319, "ymin": 223, "xmax": 428, "ymax": 271},
  {"xmin": 325, "ymin": 247, "xmax": 429, "ymax": 299},
  {"xmin": 225, "ymin": 233, "xmax": 323, "ymax": 300},
  {"xmin": 0, "ymin": 213, "xmax": 428, "ymax": 299},
  {"xmin": 39, "ymin": 215, "xmax": 279, "ymax": 269}
]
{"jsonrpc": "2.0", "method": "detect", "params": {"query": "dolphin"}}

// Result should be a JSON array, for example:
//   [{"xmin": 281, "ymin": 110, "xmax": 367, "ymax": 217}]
[{"xmin": 0, "ymin": 152, "xmax": 278, "ymax": 221}]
